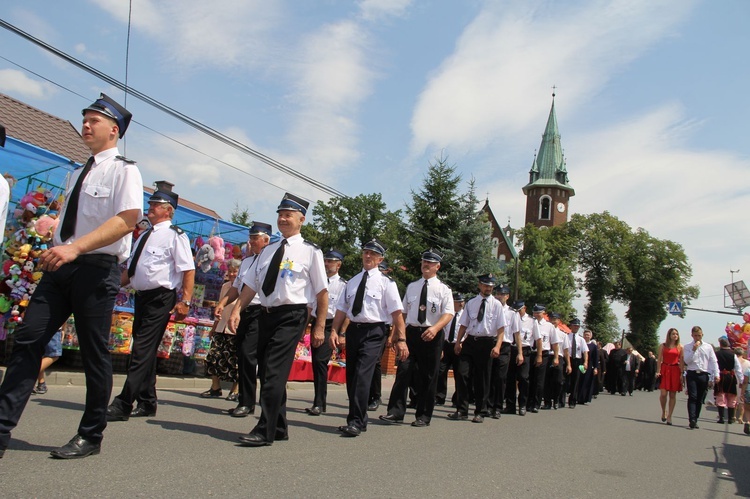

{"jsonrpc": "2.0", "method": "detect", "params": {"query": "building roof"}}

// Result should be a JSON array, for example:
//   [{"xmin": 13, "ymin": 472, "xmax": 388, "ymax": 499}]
[
  {"xmin": 0, "ymin": 92, "xmax": 90, "ymax": 165},
  {"xmin": 522, "ymin": 95, "xmax": 575, "ymax": 196},
  {"xmin": 143, "ymin": 185, "xmax": 222, "ymax": 220}
]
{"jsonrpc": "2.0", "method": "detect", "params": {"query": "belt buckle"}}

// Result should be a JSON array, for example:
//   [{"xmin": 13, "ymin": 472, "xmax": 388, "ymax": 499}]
[{"xmin": 695, "ymin": 369, "xmax": 702, "ymax": 375}]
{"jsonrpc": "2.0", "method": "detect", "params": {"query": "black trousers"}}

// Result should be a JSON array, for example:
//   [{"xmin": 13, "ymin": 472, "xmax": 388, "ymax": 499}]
[
  {"xmin": 436, "ymin": 340, "xmax": 459, "ymax": 403},
  {"xmin": 507, "ymin": 347, "xmax": 531, "ymax": 410},
  {"xmin": 346, "ymin": 323, "xmax": 387, "ymax": 428},
  {"xmin": 251, "ymin": 305, "xmax": 308, "ymax": 443},
  {"xmin": 112, "ymin": 287, "xmax": 176, "ymax": 413},
  {"xmin": 345, "ymin": 322, "xmax": 387, "ymax": 429},
  {"xmin": 0, "ymin": 258, "xmax": 120, "ymax": 451},
  {"xmin": 368, "ymin": 327, "xmax": 390, "ymax": 404},
  {"xmin": 626, "ymin": 370, "xmax": 637, "ymax": 394},
  {"xmin": 489, "ymin": 342, "xmax": 512, "ymax": 410},
  {"xmin": 236, "ymin": 305, "xmax": 261, "ymax": 409},
  {"xmin": 568, "ymin": 358, "xmax": 583, "ymax": 407},
  {"xmin": 545, "ymin": 356, "xmax": 564, "ymax": 406},
  {"xmin": 686, "ymin": 370, "xmax": 710, "ymax": 423},
  {"xmin": 455, "ymin": 336, "xmax": 495, "ymax": 416},
  {"xmin": 310, "ymin": 317, "xmax": 333, "ymax": 409},
  {"xmin": 387, "ymin": 326, "xmax": 444, "ymax": 423},
  {"xmin": 528, "ymin": 352, "xmax": 549, "ymax": 409}
]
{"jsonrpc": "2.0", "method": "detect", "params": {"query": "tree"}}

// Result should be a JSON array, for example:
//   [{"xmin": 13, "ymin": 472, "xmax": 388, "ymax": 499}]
[
  {"xmin": 308, "ymin": 194, "xmax": 402, "ymax": 284},
  {"xmin": 513, "ymin": 224, "xmax": 577, "ymax": 319},
  {"xmin": 229, "ymin": 202, "xmax": 252, "ymax": 227},
  {"xmin": 439, "ymin": 178, "xmax": 501, "ymax": 295},
  {"xmin": 566, "ymin": 212, "xmax": 630, "ymax": 341},
  {"xmin": 617, "ymin": 229, "xmax": 699, "ymax": 354}
]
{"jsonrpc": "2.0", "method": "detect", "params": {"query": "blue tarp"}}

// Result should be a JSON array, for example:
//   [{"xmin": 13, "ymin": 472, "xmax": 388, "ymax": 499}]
[{"xmin": 0, "ymin": 137, "xmax": 248, "ymax": 245}]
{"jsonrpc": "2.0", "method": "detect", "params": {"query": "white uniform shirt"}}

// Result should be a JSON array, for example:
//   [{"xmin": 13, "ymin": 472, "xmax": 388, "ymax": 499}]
[
  {"xmin": 241, "ymin": 233, "xmax": 327, "ymax": 307},
  {"xmin": 402, "ymin": 276, "xmax": 454, "ymax": 327},
  {"xmin": 556, "ymin": 327, "xmax": 570, "ymax": 357},
  {"xmin": 518, "ymin": 313, "xmax": 538, "ymax": 348},
  {"xmin": 337, "ymin": 267, "xmax": 403, "ymax": 322},
  {"xmin": 458, "ymin": 295, "xmax": 507, "ymax": 338},
  {"xmin": 683, "ymin": 341, "xmax": 720, "ymax": 378},
  {"xmin": 128, "ymin": 220, "xmax": 194, "ymax": 292},
  {"xmin": 234, "ymin": 254, "xmax": 261, "ymax": 306},
  {"xmin": 568, "ymin": 333, "xmax": 588, "ymax": 359},
  {"xmin": 53, "ymin": 147, "xmax": 143, "ymax": 262},
  {"xmin": 533, "ymin": 318, "xmax": 557, "ymax": 352},
  {"xmin": 311, "ymin": 273, "xmax": 346, "ymax": 319},
  {"xmin": 443, "ymin": 308, "xmax": 463, "ymax": 343},
  {"xmin": 501, "ymin": 302, "xmax": 518, "ymax": 343},
  {"xmin": 0, "ymin": 175, "xmax": 9, "ymax": 245}
]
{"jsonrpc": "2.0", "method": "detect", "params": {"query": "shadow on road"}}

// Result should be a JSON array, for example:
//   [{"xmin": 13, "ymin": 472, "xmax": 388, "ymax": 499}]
[{"xmin": 145, "ymin": 419, "xmax": 243, "ymax": 442}]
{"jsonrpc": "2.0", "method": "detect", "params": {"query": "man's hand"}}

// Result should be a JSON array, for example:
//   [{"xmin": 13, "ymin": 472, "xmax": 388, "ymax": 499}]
[
  {"xmin": 214, "ymin": 304, "xmax": 225, "ymax": 320},
  {"xmin": 173, "ymin": 301, "xmax": 190, "ymax": 321},
  {"xmin": 39, "ymin": 245, "xmax": 81, "ymax": 272},
  {"xmin": 311, "ymin": 325, "xmax": 325, "ymax": 348},
  {"xmin": 393, "ymin": 340, "xmax": 409, "ymax": 361},
  {"xmin": 454, "ymin": 342, "xmax": 462, "ymax": 356},
  {"xmin": 516, "ymin": 353, "xmax": 524, "ymax": 366},
  {"xmin": 490, "ymin": 345, "xmax": 500, "ymax": 358},
  {"xmin": 421, "ymin": 327, "xmax": 438, "ymax": 342}
]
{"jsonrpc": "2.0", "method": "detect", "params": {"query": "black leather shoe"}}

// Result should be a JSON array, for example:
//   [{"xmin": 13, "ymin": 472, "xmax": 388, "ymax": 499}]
[
  {"xmin": 501, "ymin": 407, "xmax": 515, "ymax": 414},
  {"xmin": 200, "ymin": 388, "xmax": 222, "ymax": 398},
  {"xmin": 530, "ymin": 407, "xmax": 539, "ymax": 413},
  {"xmin": 435, "ymin": 399, "xmax": 445, "ymax": 406},
  {"xmin": 275, "ymin": 432, "xmax": 289, "ymax": 441},
  {"xmin": 379, "ymin": 414, "xmax": 403, "ymax": 425},
  {"xmin": 231, "ymin": 406, "xmax": 254, "ymax": 418},
  {"xmin": 106, "ymin": 404, "xmax": 130, "ymax": 422},
  {"xmin": 367, "ymin": 399, "xmax": 381, "ymax": 411},
  {"xmin": 411, "ymin": 419, "xmax": 429, "ymax": 427},
  {"xmin": 238, "ymin": 433, "xmax": 272, "ymax": 447},
  {"xmin": 447, "ymin": 412, "xmax": 468, "ymax": 421},
  {"xmin": 50, "ymin": 435, "xmax": 100, "ymax": 459},
  {"xmin": 0, "ymin": 448, "xmax": 5, "ymax": 459},
  {"xmin": 472, "ymin": 415, "xmax": 484, "ymax": 423},
  {"xmin": 337, "ymin": 425, "xmax": 366, "ymax": 433},
  {"xmin": 305, "ymin": 406, "xmax": 323, "ymax": 416},
  {"xmin": 340, "ymin": 424, "xmax": 361, "ymax": 437},
  {"xmin": 519, "ymin": 408, "xmax": 527, "ymax": 416},
  {"xmin": 490, "ymin": 409, "xmax": 500, "ymax": 419},
  {"xmin": 130, "ymin": 406, "xmax": 156, "ymax": 418}
]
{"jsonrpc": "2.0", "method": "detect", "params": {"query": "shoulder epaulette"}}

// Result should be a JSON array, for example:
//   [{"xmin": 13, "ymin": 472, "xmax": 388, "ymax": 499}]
[
  {"xmin": 115, "ymin": 155, "xmax": 137, "ymax": 164},
  {"xmin": 384, "ymin": 274, "xmax": 394, "ymax": 281},
  {"xmin": 169, "ymin": 225, "xmax": 185, "ymax": 235},
  {"xmin": 304, "ymin": 240, "xmax": 320, "ymax": 250}
]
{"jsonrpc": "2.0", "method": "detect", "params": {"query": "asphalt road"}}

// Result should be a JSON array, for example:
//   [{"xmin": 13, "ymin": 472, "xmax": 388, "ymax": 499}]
[{"xmin": 0, "ymin": 376, "xmax": 748, "ymax": 498}]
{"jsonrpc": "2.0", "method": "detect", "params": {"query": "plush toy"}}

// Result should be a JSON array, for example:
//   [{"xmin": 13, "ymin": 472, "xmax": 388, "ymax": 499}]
[
  {"xmin": 13, "ymin": 244, "xmax": 32, "ymax": 263},
  {"xmin": 8, "ymin": 305, "xmax": 22, "ymax": 324},
  {"xmin": 209, "ymin": 236, "xmax": 225, "ymax": 264},
  {"xmin": 0, "ymin": 295, "xmax": 12, "ymax": 314},
  {"xmin": 726, "ymin": 313, "xmax": 750, "ymax": 351},
  {"xmin": 232, "ymin": 244, "xmax": 243, "ymax": 259},
  {"xmin": 195, "ymin": 244, "xmax": 215, "ymax": 273},
  {"xmin": 133, "ymin": 217, "xmax": 150, "ymax": 240},
  {"xmin": 34, "ymin": 215, "xmax": 59, "ymax": 239}
]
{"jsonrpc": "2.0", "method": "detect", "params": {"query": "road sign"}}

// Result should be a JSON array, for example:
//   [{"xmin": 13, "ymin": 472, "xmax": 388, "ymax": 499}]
[{"xmin": 668, "ymin": 301, "xmax": 683, "ymax": 315}]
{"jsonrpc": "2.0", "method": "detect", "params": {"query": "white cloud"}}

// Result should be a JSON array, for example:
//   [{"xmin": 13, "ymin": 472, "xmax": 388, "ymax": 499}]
[
  {"xmin": 409, "ymin": 0, "xmax": 696, "ymax": 156},
  {"xmin": 90, "ymin": 0, "xmax": 284, "ymax": 71},
  {"xmin": 359, "ymin": 0, "xmax": 413, "ymax": 21},
  {"xmin": 0, "ymin": 69, "xmax": 57, "ymax": 100}
]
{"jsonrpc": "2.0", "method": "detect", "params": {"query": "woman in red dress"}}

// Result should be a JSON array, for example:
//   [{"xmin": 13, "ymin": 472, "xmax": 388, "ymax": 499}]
[{"xmin": 656, "ymin": 328, "xmax": 683, "ymax": 425}]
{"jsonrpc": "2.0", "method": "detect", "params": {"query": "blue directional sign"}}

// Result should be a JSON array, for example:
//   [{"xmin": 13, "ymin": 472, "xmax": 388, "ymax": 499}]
[{"xmin": 668, "ymin": 302, "xmax": 683, "ymax": 315}]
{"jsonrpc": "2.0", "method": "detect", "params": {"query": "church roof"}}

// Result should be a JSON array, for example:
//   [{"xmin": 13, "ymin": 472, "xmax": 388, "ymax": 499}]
[{"xmin": 522, "ymin": 94, "xmax": 575, "ymax": 196}]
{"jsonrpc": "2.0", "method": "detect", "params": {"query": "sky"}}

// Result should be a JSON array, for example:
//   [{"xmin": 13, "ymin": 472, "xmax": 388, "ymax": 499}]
[{"xmin": 0, "ymin": 0, "xmax": 748, "ymax": 346}]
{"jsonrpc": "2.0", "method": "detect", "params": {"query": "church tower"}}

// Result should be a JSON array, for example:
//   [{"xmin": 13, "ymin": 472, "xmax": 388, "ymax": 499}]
[{"xmin": 522, "ymin": 93, "xmax": 575, "ymax": 227}]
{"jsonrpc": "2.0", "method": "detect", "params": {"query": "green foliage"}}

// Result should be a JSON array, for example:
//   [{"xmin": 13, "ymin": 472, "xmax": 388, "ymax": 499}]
[
  {"xmin": 514, "ymin": 224, "xmax": 577, "ymax": 319},
  {"xmin": 229, "ymin": 202, "xmax": 252, "ymax": 227}
]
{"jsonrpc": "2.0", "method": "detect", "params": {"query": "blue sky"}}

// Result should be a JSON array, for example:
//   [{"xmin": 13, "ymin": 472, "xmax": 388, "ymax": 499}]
[{"xmin": 1, "ymin": 0, "xmax": 748, "ymax": 345}]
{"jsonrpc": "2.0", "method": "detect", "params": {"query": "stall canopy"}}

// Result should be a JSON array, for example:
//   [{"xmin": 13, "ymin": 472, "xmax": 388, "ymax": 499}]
[{"xmin": 0, "ymin": 92, "xmax": 248, "ymax": 246}]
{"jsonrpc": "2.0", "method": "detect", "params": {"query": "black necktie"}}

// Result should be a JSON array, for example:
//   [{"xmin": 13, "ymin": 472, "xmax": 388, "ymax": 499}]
[
  {"xmin": 127, "ymin": 228, "xmax": 153, "ymax": 278},
  {"xmin": 448, "ymin": 315, "xmax": 457, "ymax": 342},
  {"xmin": 261, "ymin": 239, "xmax": 287, "ymax": 296},
  {"xmin": 352, "ymin": 271, "xmax": 368, "ymax": 317},
  {"xmin": 417, "ymin": 279, "xmax": 428, "ymax": 324},
  {"xmin": 60, "ymin": 156, "xmax": 94, "ymax": 241},
  {"xmin": 571, "ymin": 333, "xmax": 577, "ymax": 358},
  {"xmin": 477, "ymin": 298, "xmax": 486, "ymax": 322}
]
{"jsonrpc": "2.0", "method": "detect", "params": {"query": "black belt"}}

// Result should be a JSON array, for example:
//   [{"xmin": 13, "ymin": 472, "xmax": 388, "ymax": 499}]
[
  {"xmin": 135, "ymin": 286, "xmax": 173, "ymax": 296},
  {"xmin": 407, "ymin": 325, "xmax": 430, "ymax": 331},
  {"xmin": 246, "ymin": 304, "xmax": 262, "ymax": 311},
  {"xmin": 71, "ymin": 253, "xmax": 118, "ymax": 269},
  {"xmin": 350, "ymin": 322, "xmax": 385, "ymax": 328},
  {"xmin": 687, "ymin": 370, "xmax": 708, "ymax": 376},
  {"xmin": 522, "ymin": 346, "xmax": 532, "ymax": 352},
  {"xmin": 466, "ymin": 335, "xmax": 495, "ymax": 341},
  {"xmin": 260, "ymin": 303, "xmax": 307, "ymax": 314}
]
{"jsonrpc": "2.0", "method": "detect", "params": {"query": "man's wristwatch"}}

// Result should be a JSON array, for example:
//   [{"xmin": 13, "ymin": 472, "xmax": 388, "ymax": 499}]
[
  {"xmin": 396, "ymin": 338, "xmax": 406, "ymax": 343},
  {"xmin": 181, "ymin": 301, "xmax": 191, "ymax": 307}
]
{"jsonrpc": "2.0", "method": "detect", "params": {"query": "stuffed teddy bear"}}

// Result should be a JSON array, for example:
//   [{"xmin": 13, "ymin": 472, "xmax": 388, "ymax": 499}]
[
  {"xmin": 34, "ymin": 215, "xmax": 59, "ymax": 240},
  {"xmin": 195, "ymin": 244, "xmax": 215, "ymax": 273},
  {"xmin": 209, "ymin": 236, "xmax": 225, "ymax": 264}
]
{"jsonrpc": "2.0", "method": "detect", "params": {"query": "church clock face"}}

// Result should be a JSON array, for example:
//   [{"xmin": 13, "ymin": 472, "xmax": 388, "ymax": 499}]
[{"xmin": 556, "ymin": 202, "xmax": 565, "ymax": 213}]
